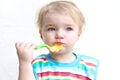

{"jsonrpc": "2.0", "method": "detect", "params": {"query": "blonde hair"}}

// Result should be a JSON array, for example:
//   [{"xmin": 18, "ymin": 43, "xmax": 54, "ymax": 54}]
[{"xmin": 37, "ymin": 0, "xmax": 85, "ymax": 33}]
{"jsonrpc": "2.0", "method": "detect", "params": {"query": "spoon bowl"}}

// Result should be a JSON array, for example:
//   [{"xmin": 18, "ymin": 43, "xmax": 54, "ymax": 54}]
[{"xmin": 34, "ymin": 44, "xmax": 63, "ymax": 52}]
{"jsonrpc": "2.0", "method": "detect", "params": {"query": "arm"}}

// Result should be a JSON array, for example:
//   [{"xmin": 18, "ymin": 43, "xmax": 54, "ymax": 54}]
[
  {"xmin": 15, "ymin": 42, "xmax": 36, "ymax": 80},
  {"xmin": 19, "ymin": 63, "xmax": 35, "ymax": 80}
]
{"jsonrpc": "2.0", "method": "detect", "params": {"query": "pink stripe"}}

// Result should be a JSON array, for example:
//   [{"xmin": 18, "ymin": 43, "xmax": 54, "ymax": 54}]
[
  {"xmin": 32, "ymin": 57, "xmax": 47, "ymax": 64},
  {"xmin": 38, "ymin": 72, "xmax": 91, "ymax": 80},
  {"xmin": 81, "ymin": 60, "xmax": 96, "ymax": 67}
]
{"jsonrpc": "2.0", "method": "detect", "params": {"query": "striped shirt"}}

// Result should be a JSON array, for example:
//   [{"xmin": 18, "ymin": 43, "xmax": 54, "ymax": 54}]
[{"xmin": 32, "ymin": 53, "xmax": 99, "ymax": 80}]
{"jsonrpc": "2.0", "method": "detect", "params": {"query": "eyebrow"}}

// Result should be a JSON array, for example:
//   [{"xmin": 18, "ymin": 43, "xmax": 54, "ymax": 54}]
[
  {"xmin": 45, "ymin": 24, "xmax": 55, "ymax": 27},
  {"xmin": 64, "ymin": 23, "xmax": 75, "ymax": 27},
  {"xmin": 44, "ymin": 23, "xmax": 75, "ymax": 28}
]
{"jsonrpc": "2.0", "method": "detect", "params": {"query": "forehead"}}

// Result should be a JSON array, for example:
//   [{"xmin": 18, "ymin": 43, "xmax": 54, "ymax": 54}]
[{"xmin": 43, "ymin": 13, "xmax": 76, "ymax": 25}]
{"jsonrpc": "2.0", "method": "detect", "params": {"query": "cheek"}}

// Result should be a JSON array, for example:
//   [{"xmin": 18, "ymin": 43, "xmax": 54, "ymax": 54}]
[
  {"xmin": 41, "ymin": 33, "xmax": 54, "ymax": 43},
  {"xmin": 68, "ymin": 33, "xmax": 79, "ymax": 43}
]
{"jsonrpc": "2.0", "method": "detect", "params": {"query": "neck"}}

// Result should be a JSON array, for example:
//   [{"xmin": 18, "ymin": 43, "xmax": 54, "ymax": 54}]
[{"xmin": 50, "ymin": 52, "xmax": 76, "ymax": 63}]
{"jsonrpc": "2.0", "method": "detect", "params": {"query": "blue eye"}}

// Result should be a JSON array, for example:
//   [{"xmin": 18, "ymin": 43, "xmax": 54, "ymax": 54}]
[
  {"xmin": 66, "ymin": 27, "xmax": 73, "ymax": 31},
  {"xmin": 47, "ymin": 28, "xmax": 55, "ymax": 31}
]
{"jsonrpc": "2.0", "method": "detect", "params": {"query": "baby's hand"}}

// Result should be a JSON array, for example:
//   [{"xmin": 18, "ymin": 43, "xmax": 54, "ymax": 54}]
[{"xmin": 15, "ymin": 42, "xmax": 36, "ymax": 64}]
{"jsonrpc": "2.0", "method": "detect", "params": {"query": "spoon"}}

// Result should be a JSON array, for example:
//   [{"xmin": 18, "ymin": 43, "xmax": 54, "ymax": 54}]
[{"xmin": 34, "ymin": 44, "xmax": 63, "ymax": 52}]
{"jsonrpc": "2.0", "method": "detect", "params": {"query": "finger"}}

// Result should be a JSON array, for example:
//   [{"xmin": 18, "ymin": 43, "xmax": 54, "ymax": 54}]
[
  {"xmin": 23, "ymin": 43, "xmax": 32, "ymax": 48},
  {"xmin": 29, "ymin": 43, "xmax": 36, "ymax": 49},
  {"xmin": 15, "ymin": 42, "xmax": 26, "ymax": 51},
  {"xmin": 15, "ymin": 42, "xmax": 22, "ymax": 49}
]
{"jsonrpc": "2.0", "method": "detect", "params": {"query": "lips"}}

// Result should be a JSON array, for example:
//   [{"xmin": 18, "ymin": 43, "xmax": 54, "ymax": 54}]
[{"xmin": 55, "ymin": 42, "xmax": 63, "ymax": 45}]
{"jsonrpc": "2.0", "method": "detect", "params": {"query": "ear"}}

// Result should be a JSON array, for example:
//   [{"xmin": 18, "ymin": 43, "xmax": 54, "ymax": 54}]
[
  {"xmin": 78, "ymin": 30, "xmax": 82, "ymax": 37},
  {"xmin": 76, "ymin": 31, "xmax": 82, "ymax": 41},
  {"xmin": 39, "ymin": 31, "xmax": 43, "ymax": 39}
]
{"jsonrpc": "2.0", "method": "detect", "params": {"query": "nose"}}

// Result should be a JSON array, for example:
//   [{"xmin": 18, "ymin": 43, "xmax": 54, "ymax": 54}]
[{"xmin": 55, "ymin": 30, "xmax": 64, "ymax": 39}]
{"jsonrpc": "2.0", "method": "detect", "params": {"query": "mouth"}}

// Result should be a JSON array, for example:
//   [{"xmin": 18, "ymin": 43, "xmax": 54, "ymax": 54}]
[
  {"xmin": 49, "ymin": 43, "xmax": 63, "ymax": 52},
  {"xmin": 55, "ymin": 42, "xmax": 63, "ymax": 45}
]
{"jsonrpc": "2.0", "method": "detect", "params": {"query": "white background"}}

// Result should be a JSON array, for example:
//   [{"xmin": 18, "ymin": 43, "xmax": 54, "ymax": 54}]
[{"xmin": 0, "ymin": 0, "xmax": 120, "ymax": 80}]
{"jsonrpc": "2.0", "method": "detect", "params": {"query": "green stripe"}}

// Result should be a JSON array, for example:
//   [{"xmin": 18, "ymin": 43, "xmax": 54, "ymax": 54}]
[
  {"xmin": 32, "ymin": 61, "xmax": 50, "ymax": 67},
  {"xmin": 79, "ymin": 63, "xmax": 96, "ymax": 74}
]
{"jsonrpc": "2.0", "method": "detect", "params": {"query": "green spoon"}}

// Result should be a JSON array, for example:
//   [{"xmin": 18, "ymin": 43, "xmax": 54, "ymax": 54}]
[{"xmin": 34, "ymin": 44, "xmax": 63, "ymax": 52}]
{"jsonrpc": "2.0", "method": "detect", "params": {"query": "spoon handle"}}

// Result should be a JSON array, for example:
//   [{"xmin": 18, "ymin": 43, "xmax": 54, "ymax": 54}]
[{"xmin": 34, "ymin": 44, "xmax": 48, "ymax": 50}]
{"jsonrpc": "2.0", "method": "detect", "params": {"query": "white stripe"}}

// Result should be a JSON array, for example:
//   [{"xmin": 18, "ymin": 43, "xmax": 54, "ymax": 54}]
[
  {"xmin": 81, "ymin": 57, "xmax": 98, "ymax": 65},
  {"xmin": 36, "ymin": 67, "xmax": 88, "ymax": 77}
]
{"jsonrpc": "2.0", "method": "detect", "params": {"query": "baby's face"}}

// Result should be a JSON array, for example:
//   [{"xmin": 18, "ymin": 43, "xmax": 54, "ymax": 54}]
[{"xmin": 40, "ymin": 13, "xmax": 80, "ymax": 53}]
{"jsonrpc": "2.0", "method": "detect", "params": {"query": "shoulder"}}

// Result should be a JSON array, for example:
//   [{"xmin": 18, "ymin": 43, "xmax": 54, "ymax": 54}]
[
  {"xmin": 77, "ymin": 54, "xmax": 100, "ymax": 80},
  {"xmin": 80, "ymin": 55, "xmax": 99, "ymax": 65},
  {"xmin": 77, "ymin": 54, "xmax": 99, "ymax": 66},
  {"xmin": 32, "ymin": 54, "xmax": 48, "ymax": 65}
]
